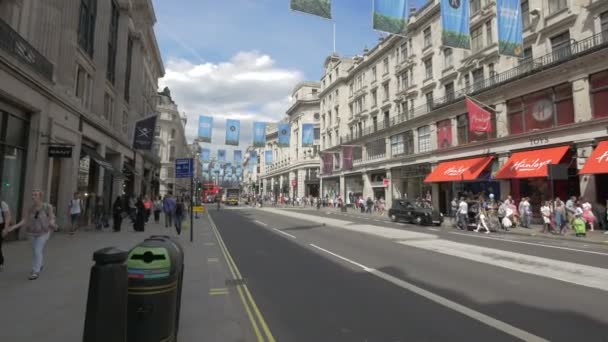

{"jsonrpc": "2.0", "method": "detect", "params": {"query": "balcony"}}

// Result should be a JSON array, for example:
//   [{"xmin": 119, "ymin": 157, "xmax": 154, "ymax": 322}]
[{"xmin": 0, "ymin": 18, "xmax": 54, "ymax": 81}]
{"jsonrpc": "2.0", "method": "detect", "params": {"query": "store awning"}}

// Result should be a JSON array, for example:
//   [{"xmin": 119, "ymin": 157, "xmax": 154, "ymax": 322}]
[
  {"xmin": 495, "ymin": 146, "xmax": 570, "ymax": 179},
  {"xmin": 424, "ymin": 156, "xmax": 494, "ymax": 183},
  {"xmin": 81, "ymin": 146, "xmax": 114, "ymax": 171},
  {"xmin": 580, "ymin": 141, "xmax": 608, "ymax": 174}
]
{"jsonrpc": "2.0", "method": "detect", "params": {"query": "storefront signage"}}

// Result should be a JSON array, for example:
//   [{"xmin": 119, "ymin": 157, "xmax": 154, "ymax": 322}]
[
  {"xmin": 443, "ymin": 166, "xmax": 467, "ymax": 176},
  {"xmin": 529, "ymin": 136, "xmax": 549, "ymax": 146},
  {"xmin": 510, "ymin": 158, "xmax": 552, "ymax": 172},
  {"xmin": 596, "ymin": 150, "xmax": 608, "ymax": 164},
  {"xmin": 48, "ymin": 146, "xmax": 72, "ymax": 158},
  {"xmin": 383, "ymin": 178, "xmax": 390, "ymax": 186}
]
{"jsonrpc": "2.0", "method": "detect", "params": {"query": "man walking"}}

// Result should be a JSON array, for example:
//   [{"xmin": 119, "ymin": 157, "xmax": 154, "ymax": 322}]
[
  {"xmin": 163, "ymin": 193, "xmax": 176, "ymax": 228},
  {"xmin": 457, "ymin": 197, "xmax": 468, "ymax": 230},
  {"xmin": 68, "ymin": 192, "xmax": 83, "ymax": 235},
  {"xmin": 0, "ymin": 191, "xmax": 12, "ymax": 271}
]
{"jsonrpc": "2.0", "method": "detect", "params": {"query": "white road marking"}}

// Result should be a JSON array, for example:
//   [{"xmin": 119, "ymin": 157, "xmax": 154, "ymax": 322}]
[
  {"xmin": 254, "ymin": 220, "xmax": 267, "ymax": 226},
  {"xmin": 428, "ymin": 228, "xmax": 440, "ymax": 231},
  {"xmin": 273, "ymin": 228, "xmax": 296, "ymax": 239},
  {"xmin": 449, "ymin": 231, "xmax": 608, "ymax": 256},
  {"xmin": 310, "ymin": 243, "xmax": 548, "ymax": 342}
]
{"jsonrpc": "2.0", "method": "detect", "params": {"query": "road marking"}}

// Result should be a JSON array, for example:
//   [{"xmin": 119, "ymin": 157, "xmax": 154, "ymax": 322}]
[
  {"xmin": 428, "ymin": 228, "xmax": 440, "ymax": 231},
  {"xmin": 449, "ymin": 231, "xmax": 608, "ymax": 256},
  {"xmin": 204, "ymin": 242, "xmax": 216, "ymax": 246},
  {"xmin": 207, "ymin": 258, "xmax": 219, "ymax": 263},
  {"xmin": 254, "ymin": 220, "xmax": 268, "ymax": 226},
  {"xmin": 209, "ymin": 288, "xmax": 229, "ymax": 296},
  {"xmin": 310, "ymin": 243, "xmax": 548, "ymax": 342},
  {"xmin": 272, "ymin": 228, "xmax": 296, "ymax": 239}
]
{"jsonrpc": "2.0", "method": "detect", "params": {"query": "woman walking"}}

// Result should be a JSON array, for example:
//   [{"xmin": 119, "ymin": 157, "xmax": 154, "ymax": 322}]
[
  {"xmin": 133, "ymin": 195, "xmax": 146, "ymax": 232},
  {"xmin": 174, "ymin": 198, "xmax": 184, "ymax": 235},
  {"xmin": 0, "ymin": 192, "xmax": 12, "ymax": 271},
  {"xmin": 554, "ymin": 198, "xmax": 567, "ymax": 235},
  {"xmin": 2, "ymin": 190, "xmax": 56, "ymax": 280},
  {"xmin": 112, "ymin": 196, "xmax": 123, "ymax": 232},
  {"xmin": 153, "ymin": 196, "xmax": 162, "ymax": 223}
]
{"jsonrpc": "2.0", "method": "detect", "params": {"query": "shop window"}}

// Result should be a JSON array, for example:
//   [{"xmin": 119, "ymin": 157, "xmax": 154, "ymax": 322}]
[
  {"xmin": 5, "ymin": 114, "xmax": 28, "ymax": 147},
  {"xmin": 437, "ymin": 119, "xmax": 452, "ymax": 149},
  {"xmin": 590, "ymin": 70, "xmax": 608, "ymax": 118},
  {"xmin": 366, "ymin": 138, "xmax": 386, "ymax": 159},
  {"xmin": 418, "ymin": 125, "xmax": 431, "ymax": 153}
]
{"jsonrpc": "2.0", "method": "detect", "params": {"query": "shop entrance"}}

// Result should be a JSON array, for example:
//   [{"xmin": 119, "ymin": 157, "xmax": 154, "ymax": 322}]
[
  {"xmin": 0, "ymin": 109, "xmax": 29, "ymax": 226},
  {"xmin": 596, "ymin": 174, "xmax": 608, "ymax": 205},
  {"xmin": 305, "ymin": 183, "xmax": 319, "ymax": 197}
]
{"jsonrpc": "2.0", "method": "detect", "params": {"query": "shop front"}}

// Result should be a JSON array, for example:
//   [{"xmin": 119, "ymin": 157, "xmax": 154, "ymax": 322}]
[
  {"xmin": 0, "ymin": 108, "xmax": 28, "ymax": 227},
  {"xmin": 393, "ymin": 164, "xmax": 431, "ymax": 201},
  {"xmin": 322, "ymin": 177, "xmax": 340, "ymax": 198},
  {"xmin": 579, "ymin": 140, "xmax": 608, "ymax": 204},
  {"xmin": 369, "ymin": 171, "xmax": 387, "ymax": 200},
  {"xmin": 345, "ymin": 174, "xmax": 363, "ymax": 205}
]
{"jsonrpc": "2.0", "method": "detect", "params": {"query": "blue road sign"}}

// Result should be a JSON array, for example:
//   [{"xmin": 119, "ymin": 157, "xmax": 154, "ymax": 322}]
[{"xmin": 175, "ymin": 158, "xmax": 193, "ymax": 178}]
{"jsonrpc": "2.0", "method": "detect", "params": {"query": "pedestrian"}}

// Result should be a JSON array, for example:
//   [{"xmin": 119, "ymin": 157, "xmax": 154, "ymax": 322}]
[
  {"xmin": 112, "ymin": 196, "xmax": 123, "ymax": 232},
  {"xmin": 366, "ymin": 197, "xmax": 373, "ymax": 214},
  {"xmin": 592, "ymin": 201, "xmax": 607, "ymax": 232},
  {"xmin": 175, "ymin": 198, "xmax": 184, "ymax": 235},
  {"xmin": 474, "ymin": 207, "xmax": 490, "ymax": 234},
  {"xmin": 457, "ymin": 197, "xmax": 468, "ymax": 230},
  {"xmin": 582, "ymin": 201, "xmax": 596, "ymax": 232},
  {"xmin": 0, "ymin": 191, "xmax": 12, "ymax": 271},
  {"xmin": 133, "ymin": 195, "xmax": 146, "ymax": 232},
  {"xmin": 540, "ymin": 201, "xmax": 552, "ymax": 233},
  {"xmin": 2, "ymin": 190, "xmax": 57, "ymax": 280},
  {"xmin": 554, "ymin": 197, "xmax": 567, "ymax": 235},
  {"xmin": 519, "ymin": 197, "xmax": 531, "ymax": 228},
  {"xmin": 565, "ymin": 196, "xmax": 577, "ymax": 228},
  {"xmin": 143, "ymin": 196, "xmax": 153, "ymax": 223},
  {"xmin": 153, "ymin": 196, "xmax": 162, "ymax": 223},
  {"xmin": 450, "ymin": 197, "xmax": 458, "ymax": 220},
  {"xmin": 67, "ymin": 192, "xmax": 83, "ymax": 235},
  {"xmin": 163, "ymin": 193, "xmax": 176, "ymax": 228},
  {"xmin": 573, "ymin": 212, "xmax": 587, "ymax": 237},
  {"xmin": 359, "ymin": 197, "xmax": 365, "ymax": 213},
  {"xmin": 94, "ymin": 197, "xmax": 105, "ymax": 230}
]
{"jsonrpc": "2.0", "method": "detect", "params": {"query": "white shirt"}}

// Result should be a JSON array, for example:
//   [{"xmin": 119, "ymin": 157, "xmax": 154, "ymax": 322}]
[
  {"xmin": 458, "ymin": 201, "xmax": 468, "ymax": 214},
  {"xmin": 69, "ymin": 198, "xmax": 82, "ymax": 214},
  {"xmin": 0, "ymin": 201, "xmax": 8, "ymax": 224}
]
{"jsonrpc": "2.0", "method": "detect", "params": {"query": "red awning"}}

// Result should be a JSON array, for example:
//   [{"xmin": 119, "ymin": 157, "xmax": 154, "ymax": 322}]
[
  {"xmin": 495, "ymin": 146, "xmax": 569, "ymax": 179},
  {"xmin": 424, "ymin": 156, "xmax": 494, "ymax": 183},
  {"xmin": 580, "ymin": 141, "xmax": 608, "ymax": 174}
]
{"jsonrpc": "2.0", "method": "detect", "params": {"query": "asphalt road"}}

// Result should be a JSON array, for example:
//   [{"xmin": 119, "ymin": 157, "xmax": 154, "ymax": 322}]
[{"xmin": 209, "ymin": 207, "xmax": 608, "ymax": 342}]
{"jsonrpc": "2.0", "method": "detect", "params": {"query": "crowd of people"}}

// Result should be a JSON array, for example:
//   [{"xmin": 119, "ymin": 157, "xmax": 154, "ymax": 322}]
[{"xmin": 244, "ymin": 193, "xmax": 389, "ymax": 215}]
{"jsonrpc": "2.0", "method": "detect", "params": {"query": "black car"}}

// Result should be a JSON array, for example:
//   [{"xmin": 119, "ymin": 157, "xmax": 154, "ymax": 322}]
[{"xmin": 388, "ymin": 199, "xmax": 444, "ymax": 226}]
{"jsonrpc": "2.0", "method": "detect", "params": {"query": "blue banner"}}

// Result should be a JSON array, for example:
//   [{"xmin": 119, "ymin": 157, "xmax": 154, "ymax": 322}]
[
  {"xmin": 441, "ymin": 0, "xmax": 471, "ymax": 49},
  {"xmin": 265, "ymin": 150, "xmax": 273, "ymax": 164},
  {"xmin": 253, "ymin": 122, "xmax": 267, "ymax": 147},
  {"xmin": 248, "ymin": 163, "xmax": 253, "ymax": 172},
  {"xmin": 236, "ymin": 166, "xmax": 242, "ymax": 175},
  {"xmin": 249, "ymin": 151, "xmax": 258, "ymax": 165},
  {"xmin": 302, "ymin": 123, "xmax": 315, "ymax": 147},
  {"xmin": 278, "ymin": 123, "xmax": 291, "ymax": 147},
  {"xmin": 497, "ymin": 0, "xmax": 523, "ymax": 57},
  {"xmin": 218, "ymin": 149, "xmax": 226, "ymax": 162},
  {"xmin": 201, "ymin": 148, "xmax": 210, "ymax": 161},
  {"xmin": 198, "ymin": 116, "xmax": 213, "ymax": 143},
  {"xmin": 233, "ymin": 150, "xmax": 242, "ymax": 164},
  {"xmin": 225, "ymin": 119, "xmax": 240, "ymax": 146},
  {"xmin": 373, "ymin": 0, "xmax": 409, "ymax": 35}
]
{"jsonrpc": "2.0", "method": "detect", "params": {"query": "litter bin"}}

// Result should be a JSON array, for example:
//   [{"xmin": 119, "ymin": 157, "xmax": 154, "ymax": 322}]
[{"xmin": 126, "ymin": 236, "xmax": 184, "ymax": 342}]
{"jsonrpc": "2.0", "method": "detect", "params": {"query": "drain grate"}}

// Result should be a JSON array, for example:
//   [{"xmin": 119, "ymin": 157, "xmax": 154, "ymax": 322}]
[{"xmin": 225, "ymin": 278, "xmax": 247, "ymax": 287}]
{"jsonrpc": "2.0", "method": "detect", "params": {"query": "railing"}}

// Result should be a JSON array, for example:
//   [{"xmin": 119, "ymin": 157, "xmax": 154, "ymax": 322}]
[
  {"xmin": 0, "ymin": 18, "xmax": 53, "ymax": 81},
  {"xmin": 338, "ymin": 30, "xmax": 608, "ymax": 145}
]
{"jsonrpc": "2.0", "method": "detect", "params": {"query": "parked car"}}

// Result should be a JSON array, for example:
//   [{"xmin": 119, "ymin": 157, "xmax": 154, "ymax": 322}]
[{"xmin": 388, "ymin": 199, "xmax": 444, "ymax": 226}]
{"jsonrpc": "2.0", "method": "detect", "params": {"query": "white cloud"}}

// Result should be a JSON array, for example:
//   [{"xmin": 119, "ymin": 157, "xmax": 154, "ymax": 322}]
[{"xmin": 159, "ymin": 50, "xmax": 304, "ymax": 156}]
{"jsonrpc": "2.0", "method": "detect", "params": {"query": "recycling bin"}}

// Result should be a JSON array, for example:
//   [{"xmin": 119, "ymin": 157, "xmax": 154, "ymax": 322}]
[{"xmin": 126, "ymin": 236, "xmax": 184, "ymax": 342}]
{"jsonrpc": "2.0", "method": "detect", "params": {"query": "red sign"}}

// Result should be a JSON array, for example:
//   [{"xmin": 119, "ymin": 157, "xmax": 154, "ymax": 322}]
[
  {"xmin": 424, "ymin": 156, "xmax": 494, "ymax": 183},
  {"xmin": 495, "ymin": 146, "xmax": 569, "ymax": 179},
  {"xmin": 291, "ymin": 179, "xmax": 297, "ymax": 187},
  {"xmin": 383, "ymin": 178, "xmax": 390, "ymax": 186},
  {"xmin": 580, "ymin": 141, "xmax": 608, "ymax": 174},
  {"xmin": 466, "ymin": 98, "xmax": 492, "ymax": 133}
]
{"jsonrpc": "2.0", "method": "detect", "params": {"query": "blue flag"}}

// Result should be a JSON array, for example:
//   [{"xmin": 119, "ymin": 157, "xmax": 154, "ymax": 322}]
[
  {"xmin": 201, "ymin": 148, "xmax": 210, "ymax": 162},
  {"xmin": 198, "ymin": 116, "xmax": 213, "ymax": 143},
  {"xmin": 278, "ymin": 123, "xmax": 291, "ymax": 147},
  {"xmin": 441, "ymin": 0, "xmax": 471, "ymax": 49},
  {"xmin": 302, "ymin": 124, "xmax": 315, "ymax": 147},
  {"xmin": 373, "ymin": 0, "xmax": 409, "ymax": 35},
  {"xmin": 234, "ymin": 150, "xmax": 242, "ymax": 164},
  {"xmin": 497, "ymin": 0, "xmax": 523, "ymax": 57},
  {"xmin": 218, "ymin": 149, "xmax": 226, "ymax": 162},
  {"xmin": 225, "ymin": 119, "xmax": 240, "ymax": 146},
  {"xmin": 265, "ymin": 150, "xmax": 273, "ymax": 164},
  {"xmin": 250, "ymin": 151, "xmax": 258, "ymax": 165},
  {"xmin": 253, "ymin": 122, "xmax": 267, "ymax": 147}
]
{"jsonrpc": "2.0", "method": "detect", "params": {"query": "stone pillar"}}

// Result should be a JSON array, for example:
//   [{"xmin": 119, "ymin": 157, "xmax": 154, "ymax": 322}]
[
  {"xmin": 362, "ymin": 172, "xmax": 373, "ymax": 199},
  {"xmin": 319, "ymin": 177, "xmax": 323, "ymax": 199},
  {"xmin": 262, "ymin": 178, "xmax": 268, "ymax": 196},
  {"xmin": 96, "ymin": 145, "xmax": 106, "ymax": 196},
  {"xmin": 289, "ymin": 171, "xmax": 296, "ymax": 199},
  {"xmin": 339, "ymin": 174, "xmax": 345, "ymax": 203},
  {"xmin": 133, "ymin": 152, "xmax": 143, "ymax": 196},
  {"xmin": 431, "ymin": 183, "xmax": 440, "ymax": 210},
  {"xmin": 297, "ymin": 169, "xmax": 306, "ymax": 198},
  {"xmin": 495, "ymin": 102, "xmax": 508, "ymax": 138},
  {"xmin": 385, "ymin": 168, "xmax": 393, "ymax": 209},
  {"xmin": 497, "ymin": 153, "xmax": 510, "ymax": 200},
  {"xmin": 279, "ymin": 174, "xmax": 284, "ymax": 196},
  {"xmin": 571, "ymin": 76, "xmax": 593, "ymax": 122},
  {"xmin": 450, "ymin": 117, "xmax": 459, "ymax": 146},
  {"xmin": 429, "ymin": 122, "xmax": 438, "ymax": 151},
  {"xmin": 577, "ymin": 142, "xmax": 596, "ymax": 201},
  {"xmin": 111, "ymin": 153, "xmax": 125, "ymax": 199},
  {"xmin": 385, "ymin": 136, "xmax": 392, "ymax": 159}
]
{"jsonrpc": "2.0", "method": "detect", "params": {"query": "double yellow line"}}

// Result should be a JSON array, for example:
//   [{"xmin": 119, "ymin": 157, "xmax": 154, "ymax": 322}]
[{"xmin": 207, "ymin": 213, "xmax": 276, "ymax": 342}]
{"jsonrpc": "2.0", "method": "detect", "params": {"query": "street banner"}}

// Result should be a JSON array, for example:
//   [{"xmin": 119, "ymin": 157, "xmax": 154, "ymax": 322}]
[
  {"xmin": 265, "ymin": 150, "xmax": 273, "ymax": 164},
  {"xmin": 236, "ymin": 166, "xmax": 242, "ymax": 175},
  {"xmin": 373, "ymin": 0, "xmax": 409, "ymax": 35},
  {"xmin": 132, "ymin": 114, "xmax": 157, "ymax": 150},
  {"xmin": 233, "ymin": 150, "xmax": 242, "ymax": 164},
  {"xmin": 278, "ymin": 123, "xmax": 291, "ymax": 147},
  {"xmin": 201, "ymin": 148, "xmax": 211, "ymax": 161},
  {"xmin": 225, "ymin": 119, "xmax": 240, "ymax": 146},
  {"xmin": 218, "ymin": 149, "xmax": 226, "ymax": 162},
  {"xmin": 437, "ymin": 119, "xmax": 453, "ymax": 149},
  {"xmin": 302, "ymin": 123, "xmax": 315, "ymax": 147},
  {"xmin": 322, "ymin": 153, "xmax": 333, "ymax": 174},
  {"xmin": 497, "ymin": 0, "xmax": 523, "ymax": 57},
  {"xmin": 290, "ymin": 0, "xmax": 332, "ymax": 19},
  {"xmin": 342, "ymin": 146, "xmax": 353, "ymax": 171},
  {"xmin": 250, "ymin": 151, "xmax": 258, "ymax": 165},
  {"xmin": 198, "ymin": 116, "xmax": 213, "ymax": 143},
  {"xmin": 441, "ymin": 0, "xmax": 471, "ymax": 49},
  {"xmin": 248, "ymin": 163, "xmax": 254, "ymax": 172},
  {"xmin": 466, "ymin": 98, "xmax": 493, "ymax": 133},
  {"xmin": 253, "ymin": 122, "xmax": 267, "ymax": 147}
]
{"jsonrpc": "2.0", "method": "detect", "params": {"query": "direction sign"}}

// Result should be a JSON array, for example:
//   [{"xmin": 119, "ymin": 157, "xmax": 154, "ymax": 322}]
[{"xmin": 175, "ymin": 158, "xmax": 193, "ymax": 178}]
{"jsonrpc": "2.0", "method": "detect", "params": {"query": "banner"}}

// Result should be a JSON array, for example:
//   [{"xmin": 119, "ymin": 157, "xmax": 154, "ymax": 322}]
[
  {"xmin": 437, "ymin": 119, "xmax": 453, "ymax": 149},
  {"xmin": 233, "ymin": 150, "xmax": 242, "ymax": 164},
  {"xmin": 497, "ymin": 0, "xmax": 523, "ymax": 57},
  {"xmin": 249, "ymin": 151, "xmax": 258, "ymax": 165},
  {"xmin": 322, "ymin": 153, "xmax": 333, "ymax": 174},
  {"xmin": 236, "ymin": 166, "xmax": 242, "ymax": 176},
  {"xmin": 225, "ymin": 119, "xmax": 240, "ymax": 146},
  {"xmin": 132, "ymin": 115, "xmax": 157, "ymax": 150},
  {"xmin": 248, "ymin": 163, "xmax": 254, "ymax": 173},
  {"xmin": 198, "ymin": 116, "xmax": 213, "ymax": 143},
  {"xmin": 466, "ymin": 98, "xmax": 493, "ymax": 133},
  {"xmin": 278, "ymin": 123, "xmax": 291, "ymax": 147},
  {"xmin": 201, "ymin": 148, "xmax": 211, "ymax": 162},
  {"xmin": 253, "ymin": 122, "xmax": 267, "ymax": 147},
  {"xmin": 342, "ymin": 146, "xmax": 353, "ymax": 171},
  {"xmin": 290, "ymin": 0, "xmax": 331, "ymax": 19},
  {"xmin": 265, "ymin": 150, "xmax": 273, "ymax": 165},
  {"xmin": 218, "ymin": 149, "xmax": 226, "ymax": 162},
  {"xmin": 373, "ymin": 0, "xmax": 409, "ymax": 35},
  {"xmin": 202, "ymin": 162, "xmax": 209, "ymax": 172},
  {"xmin": 441, "ymin": 0, "xmax": 471, "ymax": 49},
  {"xmin": 301, "ymin": 123, "xmax": 315, "ymax": 147}
]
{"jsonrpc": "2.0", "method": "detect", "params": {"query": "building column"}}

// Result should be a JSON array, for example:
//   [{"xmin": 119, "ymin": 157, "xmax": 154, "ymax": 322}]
[
  {"xmin": 495, "ymin": 102, "xmax": 508, "ymax": 138},
  {"xmin": 385, "ymin": 168, "xmax": 393, "ymax": 209},
  {"xmin": 412, "ymin": 128, "xmax": 419, "ymax": 153},
  {"xmin": 111, "ymin": 153, "xmax": 125, "ymax": 199},
  {"xmin": 339, "ymin": 174, "xmax": 345, "ymax": 203},
  {"xmin": 571, "ymin": 76, "xmax": 593, "ymax": 122},
  {"xmin": 385, "ymin": 136, "xmax": 392, "ymax": 159},
  {"xmin": 429, "ymin": 122, "xmax": 438, "ymax": 151},
  {"xmin": 362, "ymin": 172, "xmax": 373, "ymax": 199},
  {"xmin": 297, "ymin": 169, "xmax": 306, "ymax": 199},
  {"xmin": 133, "ymin": 152, "xmax": 143, "ymax": 196},
  {"xmin": 96, "ymin": 145, "xmax": 106, "ymax": 197},
  {"xmin": 262, "ymin": 178, "xmax": 268, "ymax": 196},
  {"xmin": 431, "ymin": 183, "xmax": 440, "ymax": 210},
  {"xmin": 289, "ymin": 171, "xmax": 296, "ymax": 199},
  {"xmin": 450, "ymin": 117, "xmax": 459, "ymax": 146},
  {"xmin": 497, "ymin": 152, "xmax": 510, "ymax": 199},
  {"xmin": 577, "ymin": 142, "xmax": 596, "ymax": 201},
  {"xmin": 319, "ymin": 177, "xmax": 323, "ymax": 199},
  {"xmin": 279, "ymin": 175, "xmax": 284, "ymax": 196}
]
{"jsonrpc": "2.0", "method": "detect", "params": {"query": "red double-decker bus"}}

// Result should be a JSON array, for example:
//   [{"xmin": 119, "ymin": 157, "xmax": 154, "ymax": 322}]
[{"xmin": 201, "ymin": 183, "xmax": 221, "ymax": 203}]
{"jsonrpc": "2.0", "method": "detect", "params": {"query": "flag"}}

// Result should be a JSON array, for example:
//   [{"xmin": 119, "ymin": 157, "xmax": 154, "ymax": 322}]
[
  {"xmin": 497, "ymin": 0, "xmax": 523, "ymax": 57},
  {"xmin": 249, "ymin": 151, "xmax": 258, "ymax": 165},
  {"xmin": 234, "ymin": 150, "xmax": 242, "ymax": 164},
  {"xmin": 201, "ymin": 148, "xmax": 211, "ymax": 161},
  {"xmin": 218, "ymin": 149, "xmax": 226, "ymax": 162},
  {"xmin": 373, "ymin": 0, "xmax": 409, "ymax": 35},
  {"xmin": 302, "ymin": 123, "xmax": 315, "ymax": 147},
  {"xmin": 290, "ymin": 0, "xmax": 332, "ymax": 19},
  {"xmin": 265, "ymin": 150, "xmax": 273, "ymax": 164},
  {"xmin": 322, "ymin": 153, "xmax": 333, "ymax": 174},
  {"xmin": 466, "ymin": 98, "xmax": 493, "ymax": 133},
  {"xmin": 132, "ymin": 114, "xmax": 157, "ymax": 150},
  {"xmin": 253, "ymin": 122, "xmax": 267, "ymax": 147},
  {"xmin": 342, "ymin": 146, "xmax": 353, "ymax": 170},
  {"xmin": 225, "ymin": 119, "xmax": 240, "ymax": 146},
  {"xmin": 441, "ymin": 0, "xmax": 471, "ymax": 49},
  {"xmin": 278, "ymin": 123, "xmax": 291, "ymax": 147},
  {"xmin": 198, "ymin": 116, "xmax": 213, "ymax": 143}
]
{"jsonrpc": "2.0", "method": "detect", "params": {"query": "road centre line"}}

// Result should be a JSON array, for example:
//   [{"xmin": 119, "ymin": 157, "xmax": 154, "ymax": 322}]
[
  {"xmin": 310, "ymin": 243, "xmax": 548, "ymax": 342},
  {"xmin": 272, "ymin": 228, "xmax": 296, "ymax": 239},
  {"xmin": 254, "ymin": 220, "xmax": 268, "ymax": 226}
]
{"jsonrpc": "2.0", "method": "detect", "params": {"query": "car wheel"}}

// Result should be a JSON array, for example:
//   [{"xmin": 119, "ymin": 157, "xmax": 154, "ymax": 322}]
[
  {"xmin": 415, "ymin": 216, "xmax": 423, "ymax": 225},
  {"xmin": 390, "ymin": 214, "xmax": 398, "ymax": 222}
]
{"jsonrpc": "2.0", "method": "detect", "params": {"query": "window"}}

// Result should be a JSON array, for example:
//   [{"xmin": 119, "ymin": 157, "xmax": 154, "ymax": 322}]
[
  {"xmin": 103, "ymin": 93, "xmax": 113, "ymax": 120},
  {"xmin": 486, "ymin": 20, "xmax": 493, "ymax": 46},
  {"xmin": 329, "ymin": 94, "xmax": 332, "ymax": 103},
  {"xmin": 383, "ymin": 83, "xmax": 389, "ymax": 101},
  {"xmin": 445, "ymin": 82, "xmax": 455, "ymax": 101},
  {"xmin": 464, "ymin": 74, "xmax": 470, "ymax": 90},
  {"xmin": 372, "ymin": 66, "xmax": 377, "ymax": 81},
  {"xmin": 404, "ymin": 130, "xmax": 414, "ymax": 155},
  {"xmin": 314, "ymin": 127, "xmax": 320, "ymax": 139},
  {"xmin": 391, "ymin": 134, "xmax": 404, "ymax": 155},
  {"xmin": 602, "ymin": 11, "xmax": 608, "ymax": 36},
  {"xmin": 437, "ymin": 119, "xmax": 452, "ymax": 149},
  {"xmin": 521, "ymin": 1, "xmax": 530, "ymax": 28},
  {"xmin": 78, "ymin": 0, "xmax": 97, "ymax": 56},
  {"xmin": 122, "ymin": 111, "xmax": 129, "ymax": 134},
  {"xmin": 472, "ymin": 68, "xmax": 484, "ymax": 91},
  {"xmin": 106, "ymin": 0, "xmax": 119, "ymax": 83},
  {"xmin": 372, "ymin": 116, "xmax": 378, "ymax": 132},
  {"xmin": 75, "ymin": 65, "xmax": 92, "ymax": 109},
  {"xmin": 590, "ymin": 70, "xmax": 608, "ymax": 118},
  {"xmin": 423, "ymin": 27, "xmax": 432, "ymax": 48},
  {"xmin": 383, "ymin": 58, "xmax": 389, "ymax": 74},
  {"xmin": 457, "ymin": 111, "xmax": 496, "ymax": 144},
  {"xmin": 548, "ymin": 0, "xmax": 567, "ymax": 14},
  {"xmin": 400, "ymin": 43, "xmax": 408, "ymax": 61},
  {"xmin": 424, "ymin": 58, "xmax": 433, "ymax": 79},
  {"xmin": 312, "ymin": 88, "xmax": 318, "ymax": 94},
  {"xmin": 444, "ymin": 48, "xmax": 453, "ymax": 68},
  {"xmin": 155, "ymin": 125, "xmax": 161, "ymax": 137},
  {"xmin": 551, "ymin": 31, "xmax": 571, "ymax": 60},
  {"xmin": 349, "ymin": 82, "xmax": 354, "ymax": 96},
  {"xmin": 470, "ymin": 0, "xmax": 480, "ymax": 14},
  {"xmin": 418, "ymin": 126, "xmax": 431, "ymax": 153},
  {"xmin": 171, "ymin": 128, "xmax": 176, "ymax": 139},
  {"xmin": 488, "ymin": 63, "xmax": 496, "ymax": 84},
  {"xmin": 335, "ymin": 89, "xmax": 339, "ymax": 98},
  {"xmin": 169, "ymin": 145, "xmax": 176, "ymax": 161},
  {"xmin": 425, "ymin": 92, "xmax": 434, "ymax": 111},
  {"xmin": 400, "ymin": 72, "xmax": 409, "ymax": 90},
  {"xmin": 365, "ymin": 139, "xmax": 386, "ymax": 159},
  {"xmin": 348, "ymin": 104, "xmax": 353, "ymax": 118},
  {"xmin": 372, "ymin": 89, "xmax": 378, "ymax": 107},
  {"xmin": 471, "ymin": 25, "xmax": 484, "ymax": 52},
  {"xmin": 124, "ymin": 35, "xmax": 133, "ymax": 101}
]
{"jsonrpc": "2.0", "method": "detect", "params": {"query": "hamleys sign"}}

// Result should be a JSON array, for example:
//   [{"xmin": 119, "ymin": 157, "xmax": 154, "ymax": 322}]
[
  {"xmin": 444, "ymin": 166, "xmax": 468, "ymax": 176},
  {"xmin": 595, "ymin": 150, "xmax": 608, "ymax": 164},
  {"xmin": 510, "ymin": 158, "xmax": 552, "ymax": 172}
]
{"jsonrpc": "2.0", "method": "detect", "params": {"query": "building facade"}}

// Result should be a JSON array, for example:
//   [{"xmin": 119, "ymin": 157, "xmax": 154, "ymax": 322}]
[
  {"xmin": 319, "ymin": 0, "xmax": 608, "ymax": 214},
  {"xmin": 259, "ymin": 82, "xmax": 322, "ymax": 200},
  {"xmin": 0, "ymin": 0, "xmax": 164, "ymax": 230}
]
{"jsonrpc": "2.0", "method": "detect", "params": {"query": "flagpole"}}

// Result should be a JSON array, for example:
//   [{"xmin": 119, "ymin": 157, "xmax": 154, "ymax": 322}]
[
  {"xmin": 465, "ymin": 95, "xmax": 495, "ymax": 111},
  {"xmin": 333, "ymin": 23, "xmax": 336, "ymax": 54}
]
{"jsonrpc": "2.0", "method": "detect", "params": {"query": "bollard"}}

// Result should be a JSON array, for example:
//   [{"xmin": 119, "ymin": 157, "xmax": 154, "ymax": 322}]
[{"xmin": 83, "ymin": 247, "xmax": 129, "ymax": 342}]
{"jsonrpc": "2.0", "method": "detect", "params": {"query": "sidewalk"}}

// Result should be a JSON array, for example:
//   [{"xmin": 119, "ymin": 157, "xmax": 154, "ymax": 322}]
[{"xmin": 0, "ymin": 215, "xmax": 256, "ymax": 342}]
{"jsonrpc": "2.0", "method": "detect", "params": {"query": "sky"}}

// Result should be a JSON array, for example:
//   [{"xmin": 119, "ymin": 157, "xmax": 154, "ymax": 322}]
[{"xmin": 153, "ymin": 0, "xmax": 426, "ymax": 158}]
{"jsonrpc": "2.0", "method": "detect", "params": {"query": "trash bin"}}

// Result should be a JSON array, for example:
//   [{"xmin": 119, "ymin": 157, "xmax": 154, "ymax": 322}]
[{"xmin": 126, "ymin": 237, "xmax": 184, "ymax": 342}]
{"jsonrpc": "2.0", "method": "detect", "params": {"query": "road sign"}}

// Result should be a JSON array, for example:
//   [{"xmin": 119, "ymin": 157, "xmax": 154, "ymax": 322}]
[
  {"xmin": 192, "ymin": 206, "xmax": 205, "ymax": 213},
  {"xmin": 175, "ymin": 158, "xmax": 193, "ymax": 178}
]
